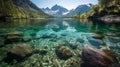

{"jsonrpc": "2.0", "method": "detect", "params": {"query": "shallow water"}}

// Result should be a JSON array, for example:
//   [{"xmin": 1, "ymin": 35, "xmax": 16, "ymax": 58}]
[{"xmin": 0, "ymin": 18, "xmax": 120, "ymax": 66}]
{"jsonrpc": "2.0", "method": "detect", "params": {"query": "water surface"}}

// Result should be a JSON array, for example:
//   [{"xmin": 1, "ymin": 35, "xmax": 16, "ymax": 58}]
[{"xmin": 0, "ymin": 18, "xmax": 120, "ymax": 66}]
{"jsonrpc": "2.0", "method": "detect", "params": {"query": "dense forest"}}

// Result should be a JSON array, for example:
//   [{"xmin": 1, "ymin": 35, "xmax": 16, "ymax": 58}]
[
  {"xmin": 75, "ymin": 0, "xmax": 120, "ymax": 19},
  {"xmin": 0, "ymin": 0, "xmax": 51, "ymax": 19}
]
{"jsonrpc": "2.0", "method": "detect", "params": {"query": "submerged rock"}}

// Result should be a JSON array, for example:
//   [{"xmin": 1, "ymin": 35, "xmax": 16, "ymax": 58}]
[
  {"xmin": 92, "ymin": 33, "xmax": 104, "ymax": 39},
  {"xmin": 55, "ymin": 46, "xmax": 73, "ymax": 60},
  {"xmin": 4, "ymin": 31, "xmax": 23, "ymax": 44},
  {"xmin": 4, "ymin": 43, "xmax": 33, "ymax": 63},
  {"xmin": 10, "ymin": 43, "xmax": 32, "ymax": 57},
  {"xmin": 88, "ymin": 37, "xmax": 105, "ymax": 47},
  {"xmin": 81, "ymin": 46, "xmax": 118, "ymax": 67},
  {"xmin": 7, "ymin": 31, "xmax": 23, "ymax": 36},
  {"xmin": 76, "ymin": 38, "xmax": 84, "ymax": 43},
  {"xmin": 4, "ymin": 35, "xmax": 22, "ymax": 44}
]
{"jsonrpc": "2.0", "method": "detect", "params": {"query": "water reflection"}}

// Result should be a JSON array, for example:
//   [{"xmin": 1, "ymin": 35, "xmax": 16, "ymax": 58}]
[{"xmin": 0, "ymin": 18, "xmax": 119, "ymax": 34}]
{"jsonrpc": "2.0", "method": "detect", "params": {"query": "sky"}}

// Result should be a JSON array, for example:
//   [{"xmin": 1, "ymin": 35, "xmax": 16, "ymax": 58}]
[{"xmin": 31, "ymin": 0, "xmax": 98, "ymax": 10}]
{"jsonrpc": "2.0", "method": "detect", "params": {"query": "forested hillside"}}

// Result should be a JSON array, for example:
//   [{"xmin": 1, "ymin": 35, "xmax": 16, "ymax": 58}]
[
  {"xmin": 0, "ymin": 0, "xmax": 51, "ymax": 19},
  {"xmin": 75, "ymin": 0, "xmax": 120, "ymax": 19}
]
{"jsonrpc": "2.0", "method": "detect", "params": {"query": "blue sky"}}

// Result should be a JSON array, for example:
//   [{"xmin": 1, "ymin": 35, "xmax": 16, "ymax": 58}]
[{"xmin": 31, "ymin": 0, "xmax": 98, "ymax": 10}]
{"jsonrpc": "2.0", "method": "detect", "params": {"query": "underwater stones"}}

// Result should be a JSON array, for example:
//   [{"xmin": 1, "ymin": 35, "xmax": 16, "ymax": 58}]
[
  {"xmin": 5, "ymin": 43, "xmax": 33, "ymax": 62},
  {"xmin": 4, "ymin": 35, "xmax": 22, "ymax": 44},
  {"xmin": 55, "ymin": 46, "xmax": 73, "ymax": 60},
  {"xmin": 4, "ymin": 31, "xmax": 23, "ymax": 44},
  {"xmin": 82, "ymin": 46, "xmax": 118, "ymax": 67},
  {"xmin": 63, "ymin": 57, "xmax": 81, "ymax": 67},
  {"xmin": 7, "ymin": 31, "xmax": 23, "ymax": 36},
  {"xmin": 69, "ymin": 43, "xmax": 77, "ymax": 49},
  {"xmin": 76, "ymin": 38, "xmax": 84, "ymax": 43},
  {"xmin": 92, "ymin": 33, "xmax": 104, "ymax": 39},
  {"xmin": 88, "ymin": 37, "xmax": 104, "ymax": 47},
  {"xmin": 10, "ymin": 43, "xmax": 33, "ymax": 57}
]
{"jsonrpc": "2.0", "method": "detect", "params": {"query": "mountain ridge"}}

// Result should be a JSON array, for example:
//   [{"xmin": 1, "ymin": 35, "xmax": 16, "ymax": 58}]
[
  {"xmin": 42, "ymin": 4, "xmax": 69, "ymax": 17},
  {"xmin": 42, "ymin": 4, "xmax": 91, "ymax": 17},
  {"xmin": 0, "ymin": 0, "xmax": 51, "ymax": 19}
]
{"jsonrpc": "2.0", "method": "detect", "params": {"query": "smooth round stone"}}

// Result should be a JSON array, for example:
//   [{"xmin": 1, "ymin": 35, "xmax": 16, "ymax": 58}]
[{"xmin": 88, "ymin": 37, "xmax": 105, "ymax": 47}]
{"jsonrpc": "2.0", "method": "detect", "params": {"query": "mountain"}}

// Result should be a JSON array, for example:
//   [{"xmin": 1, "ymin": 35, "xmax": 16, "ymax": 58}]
[
  {"xmin": 42, "ymin": 4, "xmax": 91, "ymax": 17},
  {"xmin": 51, "ymin": 4, "xmax": 68, "ymax": 13},
  {"xmin": 66, "ymin": 5, "xmax": 91, "ymax": 17},
  {"xmin": 0, "ymin": 0, "xmax": 51, "ymax": 19},
  {"xmin": 42, "ymin": 4, "xmax": 69, "ymax": 17}
]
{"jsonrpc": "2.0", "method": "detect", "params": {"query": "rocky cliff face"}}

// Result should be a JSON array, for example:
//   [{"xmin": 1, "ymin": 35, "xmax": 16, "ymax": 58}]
[{"xmin": 0, "ymin": 0, "xmax": 51, "ymax": 19}]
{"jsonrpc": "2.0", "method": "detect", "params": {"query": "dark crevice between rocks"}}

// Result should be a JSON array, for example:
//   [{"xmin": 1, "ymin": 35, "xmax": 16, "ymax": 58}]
[{"xmin": 3, "ymin": 52, "xmax": 32, "ymax": 64}]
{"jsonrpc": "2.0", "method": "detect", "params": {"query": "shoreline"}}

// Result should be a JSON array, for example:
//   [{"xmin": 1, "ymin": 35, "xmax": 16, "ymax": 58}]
[{"xmin": 89, "ymin": 15, "xmax": 120, "ymax": 23}]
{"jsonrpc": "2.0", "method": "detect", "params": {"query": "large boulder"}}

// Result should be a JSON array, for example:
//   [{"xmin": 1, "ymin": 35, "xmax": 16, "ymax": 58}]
[
  {"xmin": 4, "ymin": 31, "xmax": 23, "ymax": 44},
  {"xmin": 81, "ymin": 46, "xmax": 118, "ymax": 67},
  {"xmin": 10, "ymin": 43, "xmax": 33, "ymax": 57},
  {"xmin": 4, "ymin": 43, "xmax": 33, "ymax": 63},
  {"xmin": 55, "ymin": 46, "xmax": 73, "ymax": 60}
]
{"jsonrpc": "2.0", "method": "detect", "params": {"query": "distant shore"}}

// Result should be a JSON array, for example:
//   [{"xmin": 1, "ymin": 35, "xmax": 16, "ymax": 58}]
[{"xmin": 89, "ymin": 15, "xmax": 120, "ymax": 23}]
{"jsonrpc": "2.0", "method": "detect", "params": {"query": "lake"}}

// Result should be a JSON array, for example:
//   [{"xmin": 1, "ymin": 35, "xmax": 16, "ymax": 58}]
[{"xmin": 0, "ymin": 18, "xmax": 120, "ymax": 67}]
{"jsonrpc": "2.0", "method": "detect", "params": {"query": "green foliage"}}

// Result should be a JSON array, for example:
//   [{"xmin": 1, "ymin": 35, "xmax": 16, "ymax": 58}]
[
  {"xmin": 0, "ymin": 0, "xmax": 52, "ymax": 18},
  {"xmin": 75, "ymin": 0, "xmax": 120, "ymax": 19}
]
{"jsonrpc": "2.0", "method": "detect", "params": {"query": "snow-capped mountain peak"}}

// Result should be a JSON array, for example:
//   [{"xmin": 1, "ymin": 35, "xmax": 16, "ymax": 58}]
[{"xmin": 41, "ymin": 4, "xmax": 91, "ymax": 17}]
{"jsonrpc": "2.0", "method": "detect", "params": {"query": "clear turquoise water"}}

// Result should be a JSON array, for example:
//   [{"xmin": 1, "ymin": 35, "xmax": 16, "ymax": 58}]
[{"xmin": 0, "ymin": 18, "xmax": 120, "ymax": 66}]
